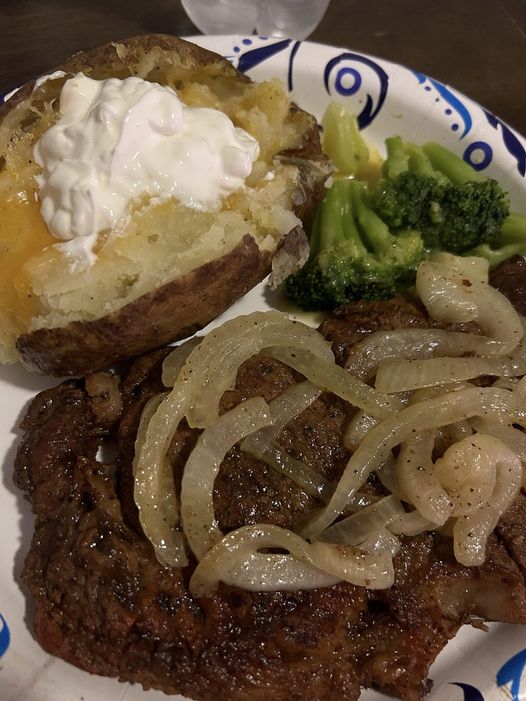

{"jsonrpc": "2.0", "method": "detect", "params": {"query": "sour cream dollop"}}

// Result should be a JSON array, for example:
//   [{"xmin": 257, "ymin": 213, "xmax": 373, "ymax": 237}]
[{"xmin": 34, "ymin": 73, "xmax": 260, "ymax": 263}]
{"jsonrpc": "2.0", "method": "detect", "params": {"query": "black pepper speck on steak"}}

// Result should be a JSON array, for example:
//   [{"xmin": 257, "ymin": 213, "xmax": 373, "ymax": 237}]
[{"xmin": 14, "ymin": 257, "xmax": 526, "ymax": 701}]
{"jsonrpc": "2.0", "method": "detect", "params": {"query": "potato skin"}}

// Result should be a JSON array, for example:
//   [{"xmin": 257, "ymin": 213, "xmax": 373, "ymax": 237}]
[
  {"xmin": 7, "ymin": 35, "xmax": 328, "ymax": 375},
  {"xmin": 17, "ymin": 235, "xmax": 271, "ymax": 376}
]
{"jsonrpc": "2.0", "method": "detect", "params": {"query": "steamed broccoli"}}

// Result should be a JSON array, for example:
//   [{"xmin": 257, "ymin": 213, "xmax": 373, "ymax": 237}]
[
  {"xmin": 466, "ymin": 210, "xmax": 526, "ymax": 265},
  {"xmin": 372, "ymin": 140, "xmax": 510, "ymax": 253},
  {"xmin": 285, "ymin": 179, "xmax": 425, "ymax": 309},
  {"xmin": 284, "ymin": 102, "xmax": 526, "ymax": 312},
  {"xmin": 321, "ymin": 102, "xmax": 370, "ymax": 177}
]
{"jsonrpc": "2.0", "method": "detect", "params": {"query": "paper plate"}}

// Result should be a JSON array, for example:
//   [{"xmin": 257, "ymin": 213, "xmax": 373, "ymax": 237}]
[{"xmin": 1, "ymin": 34, "xmax": 526, "ymax": 701}]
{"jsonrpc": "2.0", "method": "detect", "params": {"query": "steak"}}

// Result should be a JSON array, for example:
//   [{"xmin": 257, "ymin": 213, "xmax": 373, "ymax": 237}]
[{"xmin": 14, "ymin": 257, "xmax": 526, "ymax": 701}]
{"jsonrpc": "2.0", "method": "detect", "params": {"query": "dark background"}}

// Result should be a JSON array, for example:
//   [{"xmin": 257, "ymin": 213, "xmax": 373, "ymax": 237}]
[{"xmin": 1, "ymin": 0, "xmax": 526, "ymax": 134}]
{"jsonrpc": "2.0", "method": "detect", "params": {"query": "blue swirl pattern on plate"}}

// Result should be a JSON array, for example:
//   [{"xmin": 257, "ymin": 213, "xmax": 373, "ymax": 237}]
[
  {"xmin": 484, "ymin": 109, "xmax": 526, "ymax": 177},
  {"xmin": 412, "ymin": 70, "xmax": 472, "ymax": 138},
  {"xmin": 450, "ymin": 682, "xmax": 485, "ymax": 701},
  {"xmin": 323, "ymin": 52, "xmax": 388, "ymax": 129},
  {"xmin": 496, "ymin": 647, "xmax": 526, "ymax": 701},
  {"xmin": 0, "ymin": 614, "xmax": 10, "ymax": 658}
]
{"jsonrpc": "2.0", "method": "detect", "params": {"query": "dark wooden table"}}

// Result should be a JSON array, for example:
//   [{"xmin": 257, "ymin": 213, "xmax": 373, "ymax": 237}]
[{"xmin": 1, "ymin": 0, "xmax": 526, "ymax": 135}]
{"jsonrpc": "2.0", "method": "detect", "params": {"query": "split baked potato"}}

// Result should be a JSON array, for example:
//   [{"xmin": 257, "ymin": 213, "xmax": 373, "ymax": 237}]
[{"xmin": 0, "ymin": 34, "xmax": 329, "ymax": 375}]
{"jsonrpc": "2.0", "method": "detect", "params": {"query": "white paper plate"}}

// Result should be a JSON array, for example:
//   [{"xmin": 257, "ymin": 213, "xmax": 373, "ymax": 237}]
[{"xmin": 1, "ymin": 34, "xmax": 526, "ymax": 701}]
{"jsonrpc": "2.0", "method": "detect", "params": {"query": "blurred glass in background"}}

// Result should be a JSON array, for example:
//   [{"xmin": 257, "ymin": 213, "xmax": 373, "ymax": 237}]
[{"xmin": 181, "ymin": 0, "xmax": 331, "ymax": 39}]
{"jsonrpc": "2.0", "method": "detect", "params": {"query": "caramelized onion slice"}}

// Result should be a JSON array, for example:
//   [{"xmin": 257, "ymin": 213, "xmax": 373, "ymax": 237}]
[
  {"xmin": 375, "ymin": 354, "xmax": 526, "ymax": 394},
  {"xmin": 345, "ymin": 329, "xmax": 505, "ymax": 381},
  {"xmin": 345, "ymin": 411, "xmax": 381, "ymax": 452},
  {"xmin": 260, "ymin": 380, "xmax": 322, "ymax": 435},
  {"xmin": 190, "ymin": 524, "xmax": 395, "ymax": 597},
  {"xmin": 133, "ymin": 394, "xmax": 188, "ymax": 567},
  {"xmin": 242, "ymin": 434, "xmax": 335, "ymax": 501},
  {"xmin": 240, "ymin": 380, "xmax": 333, "ymax": 500},
  {"xmin": 397, "ymin": 430, "xmax": 452, "ymax": 524},
  {"xmin": 185, "ymin": 311, "xmax": 333, "ymax": 429},
  {"xmin": 162, "ymin": 337, "xmax": 201, "ymax": 387},
  {"xmin": 435, "ymin": 434, "xmax": 498, "ymax": 516},
  {"xmin": 181, "ymin": 397, "xmax": 271, "ymax": 560},
  {"xmin": 389, "ymin": 510, "xmax": 438, "ymax": 537},
  {"xmin": 301, "ymin": 386, "xmax": 520, "ymax": 538},
  {"xmin": 319, "ymin": 495, "xmax": 405, "ymax": 545},
  {"xmin": 416, "ymin": 257, "xmax": 523, "ymax": 353},
  {"xmin": 470, "ymin": 416, "xmax": 526, "ymax": 461},
  {"xmin": 444, "ymin": 435, "xmax": 522, "ymax": 566},
  {"xmin": 269, "ymin": 346, "xmax": 400, "ymax": 418}
]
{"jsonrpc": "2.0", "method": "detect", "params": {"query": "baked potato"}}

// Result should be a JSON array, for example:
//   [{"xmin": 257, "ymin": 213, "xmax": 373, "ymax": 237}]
[{"xmin": 0, "ymin": 34, "xmax": 329, "ymax": 375}]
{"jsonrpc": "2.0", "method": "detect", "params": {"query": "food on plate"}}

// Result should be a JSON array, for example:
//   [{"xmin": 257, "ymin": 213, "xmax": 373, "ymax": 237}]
[
  {"xmin": 285, "ymin": 104, "xmax": 526, "ymax": 310},
  {"xmin": 284, "ymin": 177, "xmax": 426, "ymax": 310},
  {"xmin": 15, "ymin": 253, "xmax": 526, "ymax": 700},
  {"xmin": 0, "ymin": 34, "xmax": 329, "ymax": 375}
]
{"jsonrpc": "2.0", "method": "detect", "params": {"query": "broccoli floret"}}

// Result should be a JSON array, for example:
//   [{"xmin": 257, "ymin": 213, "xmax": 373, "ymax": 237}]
[
  {"xmin": 372, "ymin": 171, "xmax": 446, "ymax": 249},
  {"xmin": 285, "ymin": 179, "xmax": 425, "ymax": 310},
  {"xmin": 373, "ymin": 139, "xmax": 510, "ymax": 253},
  {"xmin": 438, "ymin": 178, "xmax": 509, "ymax": 252}
]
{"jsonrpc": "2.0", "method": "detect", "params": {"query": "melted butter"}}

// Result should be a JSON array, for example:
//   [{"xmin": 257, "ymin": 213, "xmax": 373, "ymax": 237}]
[{"xmin": 0, "ymin": 184, "xmax": 55, "ymax": 325}]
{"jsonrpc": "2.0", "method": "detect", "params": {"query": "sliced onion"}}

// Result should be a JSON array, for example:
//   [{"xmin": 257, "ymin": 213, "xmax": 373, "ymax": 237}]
[
  {"xmin": 319, "ymin": 495, "xmax": 405, "ymax": 545},
  {"xmin": 375, "ymin": 454, "xmax": 404, "ymax": 499},
  {"xmin": 515, "ymin": 376, "xmax": 526, "ymax": 397},
  {"xmin": 253, "ymin": 380, "xmax": 321, "ymax": 436},
  {"xmin": 358, "ymin": 530, "xmax": 401, "ymax": 557},
  {"xmin": 301, "ymin": 386, "xmax": 519, "ymax": 538},
  {"xmin": 396, "ymin": 430, "xmax": 451, "ymax": 524},
  {"xmin": 133, "ymin": 390, "xmax": 190, "ymax": 567},
  {"xmin": 181, "ymin": 397, "xmax": 271, "ymax": 560},
  {"xmin": 429, "ymin": 252, "xmax": 490, "ymax": 283},
  {"xmin": 162, "ymin": 337, "xmax": 201, "ymax": 387},
  {"xmin": 269, "ymin": 346, "xmax": 401, "ymax": 418},
  {"xmin": 470, "ymin": 416, "xmax": 526, "ymax": 460},
  {"xmin": 189, "ymin": 523, "xmax": 395, "ymax": 597},
  {"xmin": 434, "ymin": 434, "xmax": 497, "ymax": 516},
  {"xmin": 241, "ymin": 434, "xmax": 335, "ymax": 501},
  {"xmin": 345, "ymin": 329, "xmax": 505, "ymax": 381},
  {"xmin": 447, "ymin": 435, "xmax": 522, "ymax": 566},
  {"xmin": 134, "ymin": 312, "xmax": 330, "ymax": 564},
  {"xmin": 134, "ymin": 381, "xmax": 195, "ymax": 566},
  {"xmin": 185, "ymin": 311, "xmax": 334, "ymax": 429},
  {"xmin": 240, "ymin": 381, "xmax": 333, "ymax": 499},
  {"xmin": 201, "ymin": 552, "xmax": 341, "ymax": 593},
  {"xmin": 375, "ymin": 355, "xmax": 526, "ymax": 393},
  {"xmin": 389, "ymin": 510, "xmax": 438, "ymax": 536},
  {"xmin": 493, "ymin": 376, "xmax": 519, "ymax": 391},
  {"xmin": 344, "ymin": 411, "xmax": 381, "ymax": 451},
  {"xmin": 416, "ymin": 257, "xmax": 523, "ymax": 353}
]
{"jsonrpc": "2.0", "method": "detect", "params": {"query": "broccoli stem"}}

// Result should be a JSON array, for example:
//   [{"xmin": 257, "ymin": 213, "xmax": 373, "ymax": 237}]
[
  {"xmin": 307, "ymin": 205, "xmax": 322, "ymax": 258},
  {"xmin": 406, "ymin": 146, "xmax": 436, "ymax": 177},
  {"xmin": 348, "ymin": 179, "xmax": 394, "ymax": 257},
  {"xmin": 340, "ymin": 182, "xmax": 369, "ymax": 255},
  {"xmin": 383, "ymin": 136, "xmax": 409, "ymax": 179},
  {"xmin": 322, "ymin": 102, "xmax": 369, "ymax": 176},
  {"xmin": 495, "ymin": 211, "xmax": 526, "ymax": 247},
  {"xmin": 314, "ymin": 179, "xmax": 368, "ymax": 258},
  {"xmin": 466, "ymin": 242, "xmax": 526, "ymax": 268},
  {"xmin": 464, "ymin": 212, "xmax": 526, "ymax": 266},
  {"xmin": 422, "ymin": 142, "xmax": 485, "ymax": 185},
  {"xmin": 317, "ymin": 182, "xmax": 346, "ymax": 251}
]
